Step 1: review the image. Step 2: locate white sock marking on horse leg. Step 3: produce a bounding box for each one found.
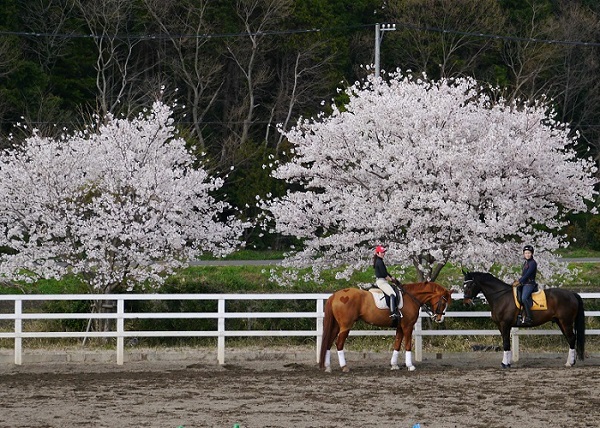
[391,350,399,366]
[405,351,413,367]
[567,348,575,366]
[337,350,346,368]
[502,351,511,365]
[325,350,331,368]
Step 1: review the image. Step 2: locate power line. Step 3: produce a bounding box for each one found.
[0,25,366,41]
[0,22,599,47]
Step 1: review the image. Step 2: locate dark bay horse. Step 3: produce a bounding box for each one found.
[462,270,585,368]
[319,281,452,372]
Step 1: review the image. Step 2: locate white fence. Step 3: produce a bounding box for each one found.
[0,292,600,365]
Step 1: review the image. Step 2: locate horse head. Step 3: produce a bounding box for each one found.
[424,283,452,323]
[462,269,481,306]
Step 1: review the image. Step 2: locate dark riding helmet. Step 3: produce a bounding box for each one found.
[523,245,534,254]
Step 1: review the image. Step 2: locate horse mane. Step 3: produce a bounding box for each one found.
[402,281,448,293]
[472,272,510,288]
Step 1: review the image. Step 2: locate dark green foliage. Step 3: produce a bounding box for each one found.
[587,216,600,251]
[0,0,599,257]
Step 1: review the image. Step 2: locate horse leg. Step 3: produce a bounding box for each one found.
[335,330,351,373]
[321,309,340,373]
[403,328,416,372]
[556,320,577,367]
[500,324,513,369]
[324,325,340,373]
[390,328,404,370]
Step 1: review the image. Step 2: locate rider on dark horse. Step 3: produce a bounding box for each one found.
[373,245,402,320]
[512,245,538,326]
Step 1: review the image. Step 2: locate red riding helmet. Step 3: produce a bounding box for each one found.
[375,245,387,254]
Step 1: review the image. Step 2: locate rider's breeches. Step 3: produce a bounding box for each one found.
[376,279,402,307]
[376,278,394,296]
[521,283,536,308]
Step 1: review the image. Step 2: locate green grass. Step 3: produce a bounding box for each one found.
[556,248,600,258]
[198,249,285,261]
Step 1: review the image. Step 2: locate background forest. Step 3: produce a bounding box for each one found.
[1,0,600,249]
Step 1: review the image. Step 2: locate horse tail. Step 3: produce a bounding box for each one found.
[575,293,586,361]
[319,296,337,369]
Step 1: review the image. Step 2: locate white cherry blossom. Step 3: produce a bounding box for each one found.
[263,72,597,282]
[0,101,247,292]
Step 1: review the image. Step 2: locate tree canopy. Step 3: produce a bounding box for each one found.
[263,72,597,282]
[0,101,247,293]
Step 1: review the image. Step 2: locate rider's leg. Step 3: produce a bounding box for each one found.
[376,279,399,319]
[389,294,398,319]
[521,284,535,325]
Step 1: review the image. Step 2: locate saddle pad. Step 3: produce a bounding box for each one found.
[369,289,388,310]
[512,288,548,311]
[369,288,404,310]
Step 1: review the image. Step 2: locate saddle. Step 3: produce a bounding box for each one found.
[512,287,547,311]
[368,283,404,311]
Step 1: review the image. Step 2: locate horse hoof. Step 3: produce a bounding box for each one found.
[565,361,575,368]
[407,365,416,372]
[390,364,400,371]
[501,363,511,369]
[341,366,350,373]
[324,366,332,373]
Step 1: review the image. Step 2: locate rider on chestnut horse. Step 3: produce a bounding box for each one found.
[373,245,402,320]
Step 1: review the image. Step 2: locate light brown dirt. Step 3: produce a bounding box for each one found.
[0,350,598,428]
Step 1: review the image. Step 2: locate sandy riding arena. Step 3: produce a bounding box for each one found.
[0,348,599,428]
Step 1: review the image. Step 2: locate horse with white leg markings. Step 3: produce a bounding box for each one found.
[462,270,585,368]
[319,281,452,373]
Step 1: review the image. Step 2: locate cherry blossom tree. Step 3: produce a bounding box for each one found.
[262,72,597,283]
[0,101,247,298]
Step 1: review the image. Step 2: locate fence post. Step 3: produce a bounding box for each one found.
[116,299,124,365]
[217,298,225,365]
[512,327,520,361]
[14,300,22,365]
[316,298,324,363]
[414,311,423,362]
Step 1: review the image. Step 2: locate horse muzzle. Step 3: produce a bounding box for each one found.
[430,313,445,323]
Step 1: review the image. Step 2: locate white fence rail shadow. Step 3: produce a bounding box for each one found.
[0,292,599,365]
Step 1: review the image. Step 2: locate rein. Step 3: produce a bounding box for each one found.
[402,286,447,318]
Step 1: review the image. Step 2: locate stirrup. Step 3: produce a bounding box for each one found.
[389,313,399,320]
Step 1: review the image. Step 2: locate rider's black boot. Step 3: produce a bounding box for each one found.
[389,295,399,320]
[522,305,533,326]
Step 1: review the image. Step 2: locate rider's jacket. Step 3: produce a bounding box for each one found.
[519,258,537,285]
[374,257,390,279]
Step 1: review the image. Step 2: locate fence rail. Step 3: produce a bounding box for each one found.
[0,292,599,365]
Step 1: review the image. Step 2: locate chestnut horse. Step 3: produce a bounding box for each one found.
[462,270,585,368]
[319,281,452,372]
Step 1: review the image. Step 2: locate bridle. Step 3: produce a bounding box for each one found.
[463,278,475,300]
[404,288,449,322]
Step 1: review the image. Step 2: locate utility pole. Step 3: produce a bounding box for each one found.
[374,23,396,79]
